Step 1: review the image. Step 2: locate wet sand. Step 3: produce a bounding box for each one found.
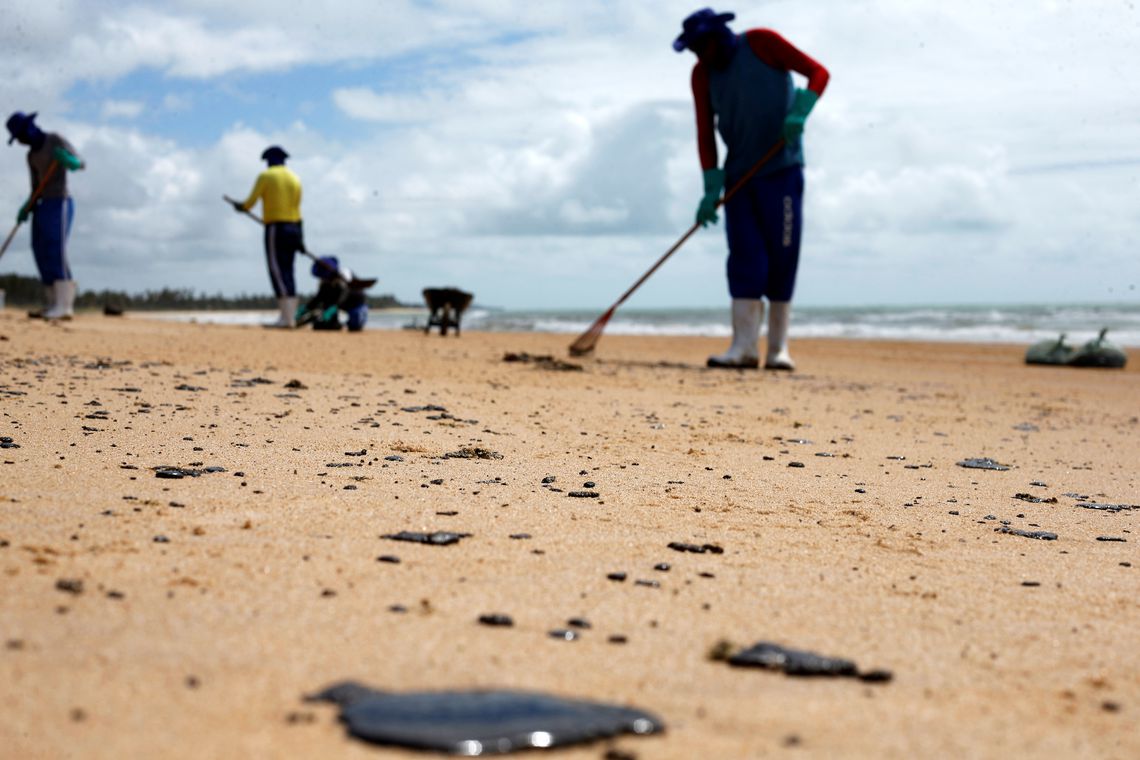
[1,309,1137,759]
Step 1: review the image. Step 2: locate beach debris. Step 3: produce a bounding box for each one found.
[727,641,893,682]
[502,352,583,372]
[174,383,206,392]
[55,578,84,595]
[478,614,514,627]
[568,490,600,498]
[384,455,404,462]
[284,379,307,390]
[444,447,503,460]
[548,629,579,641]
[607,572,627,582]
[1076,502,1138,513]
[667,542,724,555]
[634,580,660,588]
[1096,536,1127,542]
[957,457,1011,471]
[153,465,227,479]
[653,563,670,572]
[1012,423,1039,432]
[382,531,471,546]
[402,404,448,413]
[1013,493,1058,504]
[996,526,1058,541]
[306,681,662,754]
[566,618,592,630]
[788,461,805,468]
[376,555,401,564]
[0,436,19,449]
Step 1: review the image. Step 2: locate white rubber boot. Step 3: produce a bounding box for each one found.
[707,299,762,369]
[765,300,795,371]
[27,285,54,319]
[266,296,299,328]
[43,280,75,321]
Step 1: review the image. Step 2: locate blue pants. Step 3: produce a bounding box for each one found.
[31,197,74,284]
[265,222,303,297]
[724,166,803,301]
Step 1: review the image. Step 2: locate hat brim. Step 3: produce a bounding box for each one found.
[673,12,736,53]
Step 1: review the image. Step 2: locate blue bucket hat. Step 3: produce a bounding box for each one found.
[6,111,38,145]
[312,256,339,278]
[261,145,289,164]
[673,8,735,52]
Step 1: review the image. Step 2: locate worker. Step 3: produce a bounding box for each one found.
[6,111,85,320]
[232,146,303,327]
[675,9,829,369]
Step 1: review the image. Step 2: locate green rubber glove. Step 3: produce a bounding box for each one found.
[51,146,84,171]
[696,168,725,227]
[16,203,30,224]
[783,88,818,143]
[320,305,339,322]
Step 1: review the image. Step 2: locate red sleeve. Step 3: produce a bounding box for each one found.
[691,62,719,170]
[745,28,830,95]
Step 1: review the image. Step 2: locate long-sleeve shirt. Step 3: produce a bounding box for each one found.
[691,29,829,180]
[240,165,302,223]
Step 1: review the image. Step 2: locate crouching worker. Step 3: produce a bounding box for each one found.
[295,256,368,332]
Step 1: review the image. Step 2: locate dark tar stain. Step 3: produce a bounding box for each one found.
[957,458,1011,471]
[996,526,1057,540]
[306,681,662,754]
[478,614,514,627]
[382,531,472,546]
[667,542,724,554]
[728,641,892,682]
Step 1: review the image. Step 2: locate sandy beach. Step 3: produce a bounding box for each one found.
[1,308,1136,759]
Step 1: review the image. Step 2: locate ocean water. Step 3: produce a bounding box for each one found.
[141,303,1140,347]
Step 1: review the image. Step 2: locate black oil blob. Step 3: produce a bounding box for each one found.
[1013,493,1058,504]
[444,448,503,460]
[957,458,1010,471]
[382,531,471,546]
[478,614,514,627]
[996,526,1057,541]
[728,642,891,682]
[667,542,724,555]
[568,491,600,498]
[1077,503,1138,513]
[307,682,663,754]
[153,465,226,479]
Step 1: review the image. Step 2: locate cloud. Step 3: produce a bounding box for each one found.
[101,100,145,120]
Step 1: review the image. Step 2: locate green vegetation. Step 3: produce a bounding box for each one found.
[0,273,406,310]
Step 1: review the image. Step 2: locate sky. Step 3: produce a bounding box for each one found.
[1,0,1138,310]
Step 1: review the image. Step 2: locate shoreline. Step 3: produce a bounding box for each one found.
[1,311,1136,759]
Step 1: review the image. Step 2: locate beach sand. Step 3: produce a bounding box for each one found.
[1,309,1137,759]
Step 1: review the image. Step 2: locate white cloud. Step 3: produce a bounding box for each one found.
[101,99,145,120]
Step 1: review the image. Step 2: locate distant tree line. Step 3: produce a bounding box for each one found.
[0,273,407,311]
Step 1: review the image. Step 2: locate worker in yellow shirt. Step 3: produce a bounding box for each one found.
[232,146,304,327]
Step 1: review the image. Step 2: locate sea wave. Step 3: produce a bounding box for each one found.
[135,303,1140,346]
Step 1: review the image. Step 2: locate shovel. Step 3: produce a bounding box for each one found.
[0,161,59,262]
